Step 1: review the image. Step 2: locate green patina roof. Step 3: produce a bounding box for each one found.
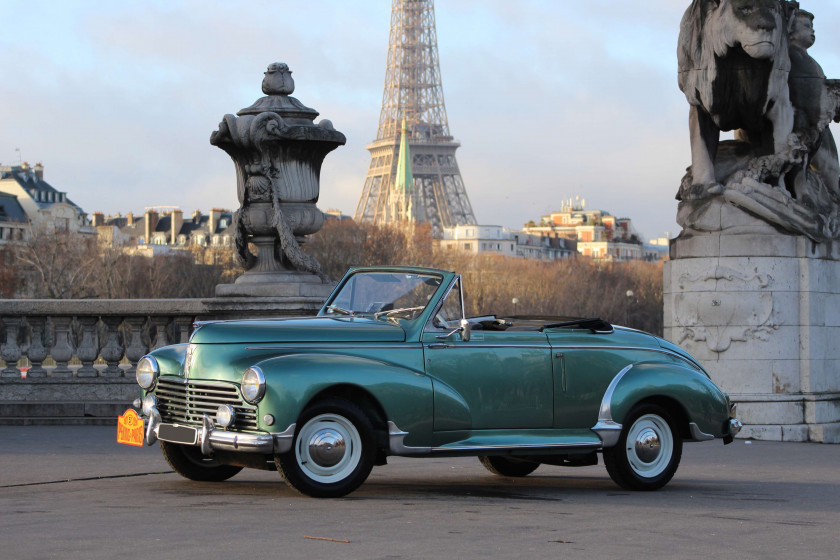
[394,118,414,192]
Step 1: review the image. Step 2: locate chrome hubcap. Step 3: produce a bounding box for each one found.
[634,427,661,463]
[625,413,673,478]
[295,413,362,483]
[308,429,346,468]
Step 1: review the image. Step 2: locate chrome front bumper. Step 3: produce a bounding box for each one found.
[144,408,295,456]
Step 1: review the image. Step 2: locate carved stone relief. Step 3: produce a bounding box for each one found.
[674,267,779,352]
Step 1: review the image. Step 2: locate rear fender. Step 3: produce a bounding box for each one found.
[595,361,730,445]
[253,353,434,447]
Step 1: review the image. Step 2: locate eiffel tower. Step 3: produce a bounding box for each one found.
[354,0,477,235]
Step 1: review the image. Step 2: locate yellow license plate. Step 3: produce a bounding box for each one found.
[117,409,145,446]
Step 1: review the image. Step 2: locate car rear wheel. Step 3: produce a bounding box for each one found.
[159,441,243,482]
[603,403,682,491]
[479,456,540,477]
[275,399,376,498]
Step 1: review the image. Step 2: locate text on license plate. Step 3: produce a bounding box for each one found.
[158,424,198,445]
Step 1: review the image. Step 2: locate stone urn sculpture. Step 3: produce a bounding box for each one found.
[211,63,345,296]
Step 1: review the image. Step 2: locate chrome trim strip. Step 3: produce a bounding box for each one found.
[244,344,698,370]
[246,344,423,351]
[597,364,633,423]
[424,344,553,350]
[272,423,297,454]
[430,442,602,453]
[590,364,633,447]
[551,345,703,372]
[387,421,602,455]
[423,276,461,333]
[591,420,622,448]
[387,421,431,455]
[688,422,715,442]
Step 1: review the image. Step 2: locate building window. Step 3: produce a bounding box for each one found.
[464,243,471,250]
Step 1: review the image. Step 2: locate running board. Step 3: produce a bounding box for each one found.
[388,422,602,456]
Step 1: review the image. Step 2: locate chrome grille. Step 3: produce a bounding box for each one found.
[155,378,259,431]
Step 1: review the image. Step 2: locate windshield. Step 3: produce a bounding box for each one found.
[322,271,443,322]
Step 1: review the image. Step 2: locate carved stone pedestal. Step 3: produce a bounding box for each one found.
[214,279,334,301]
[664,232,840,442]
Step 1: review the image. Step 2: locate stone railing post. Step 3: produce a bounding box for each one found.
[75,316,100,377]
[150,316,170,350]
[123,317,149,373]
[26,316,48,378]
[1,317,22,378]
[50,316,75,377]
[174,316,193,344]
[99,316,125,377]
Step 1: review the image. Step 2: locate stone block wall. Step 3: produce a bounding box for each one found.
[665,233,840,442]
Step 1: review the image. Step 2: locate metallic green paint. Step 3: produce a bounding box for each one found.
[136,266,737,478]
[249,353,434,444]
[606,363,730,437]
[191,317,406,344]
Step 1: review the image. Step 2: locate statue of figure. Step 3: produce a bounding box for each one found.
[676,0,840,242]
[786,9,840,210]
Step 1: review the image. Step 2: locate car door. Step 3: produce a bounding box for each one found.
[421,278,554,431]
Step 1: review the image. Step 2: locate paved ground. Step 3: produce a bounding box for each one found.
[1,426,839,560]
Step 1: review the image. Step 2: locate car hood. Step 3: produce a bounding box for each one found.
[189,316,407,344]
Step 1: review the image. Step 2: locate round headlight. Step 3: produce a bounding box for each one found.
[241,366,266,404]
[136,356,159,389]
[216,405,236,428]
[142,394,158,416]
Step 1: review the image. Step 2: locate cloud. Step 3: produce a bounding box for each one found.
[2,0,839,242]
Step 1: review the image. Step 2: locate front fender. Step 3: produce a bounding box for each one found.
[147,344,188,377]
[597,361,730,443]
[253,353,434,447]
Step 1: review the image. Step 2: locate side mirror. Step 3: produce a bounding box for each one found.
[459,318,471,342]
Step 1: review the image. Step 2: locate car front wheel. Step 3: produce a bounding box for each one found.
[159,441,243,482]
[603,404,682,491]
[275,399,376,498]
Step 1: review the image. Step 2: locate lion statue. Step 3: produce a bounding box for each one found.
[677,0,795,200]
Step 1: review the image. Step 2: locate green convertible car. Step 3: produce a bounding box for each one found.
[131,266,741,497]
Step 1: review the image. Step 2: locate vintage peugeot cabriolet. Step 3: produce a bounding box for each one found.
[127,266,741,497]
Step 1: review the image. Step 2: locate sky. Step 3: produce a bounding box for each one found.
[3,0,840,242]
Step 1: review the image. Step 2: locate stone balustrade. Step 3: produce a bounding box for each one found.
[0,295,326,424]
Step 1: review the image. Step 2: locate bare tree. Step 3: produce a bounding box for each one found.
[15,226,100,299]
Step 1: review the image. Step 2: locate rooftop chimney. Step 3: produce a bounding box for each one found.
[34,162,44,181]
[171,209,183,244]
[209,208,222,234]
[144,210,159,244]
[93,212,105,227]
